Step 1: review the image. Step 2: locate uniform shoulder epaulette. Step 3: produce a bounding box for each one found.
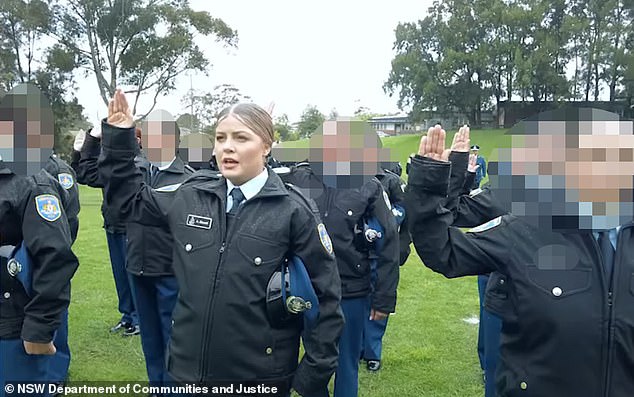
[272,166,291,175]
[184,164,196,173]
[156,169,220,192]
[284,182,320,214]
[469,187,483,197]
[467,216,502,233]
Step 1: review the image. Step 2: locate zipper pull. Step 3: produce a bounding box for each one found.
[219,242,226,254]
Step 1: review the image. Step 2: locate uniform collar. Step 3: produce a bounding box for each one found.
[158,156,186,174]
[226,168,268,201]
[193,167,289,200]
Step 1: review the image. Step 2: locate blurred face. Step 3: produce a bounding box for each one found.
[308,120,390,189]
[0,83,54,176]
[215,114,270,185]
[492,117,634,230]
[142,119,178,166]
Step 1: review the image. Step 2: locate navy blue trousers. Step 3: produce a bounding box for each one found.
[477,275,502,397]
[361,259,388,362]
[48,308,70,383]
[334,296,367,397]
[106,231,138,326]
[1,339,52,397]
[132,275,178,387]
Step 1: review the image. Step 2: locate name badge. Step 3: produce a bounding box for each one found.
[186,214,212,230]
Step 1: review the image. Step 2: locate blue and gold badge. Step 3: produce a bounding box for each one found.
[35,194,61,222]
[317,223,334,255]
[58,173,74,190]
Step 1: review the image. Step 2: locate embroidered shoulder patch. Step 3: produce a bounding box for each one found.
[35,194,61,222]
[57,173,74,190]
[317,223,334,255]
[467,216,502,233]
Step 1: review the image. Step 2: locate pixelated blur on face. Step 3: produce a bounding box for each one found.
[141,110,179,166]
[565,123,634,202]
[490,109,634,230]
[308,120,391,189]
[215,114,269,186]
[0,83,54,176]
[180,133,214,165]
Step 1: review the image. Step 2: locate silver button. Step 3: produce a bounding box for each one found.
[254,257,262,266]
[347,210,353,216]
[520,381,528,390]
[552,287,562,297]
[265,347,273,355]
[3,292,10,299]
[499,279,505,285]
[185,243,192,252]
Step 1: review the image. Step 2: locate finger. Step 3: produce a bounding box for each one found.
[108,99,114,117]
[418,135,427,156]
[115,89,124,114]
[429,126,439,155]
[438,127,446,154]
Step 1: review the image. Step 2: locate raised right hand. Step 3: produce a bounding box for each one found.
[73,129,86,151]
[418,125,450,162]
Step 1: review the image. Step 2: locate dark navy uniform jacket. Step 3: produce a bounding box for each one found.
[406,154,634,397]
[45,154,80,243]
[376,168,411,266]
[97,122,344,396]
[75,133,127,233]
[279,165,399,313]
[0,163,79,342]
[75,133,193,276]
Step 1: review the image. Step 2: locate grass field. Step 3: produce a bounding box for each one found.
[67,129,509,396]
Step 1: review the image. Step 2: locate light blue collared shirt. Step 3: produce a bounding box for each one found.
[226,168,268,213]
[592,226,621,250]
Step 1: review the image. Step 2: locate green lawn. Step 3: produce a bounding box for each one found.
[68,129,509,395]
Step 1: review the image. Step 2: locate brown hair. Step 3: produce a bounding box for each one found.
[217,103,274,149]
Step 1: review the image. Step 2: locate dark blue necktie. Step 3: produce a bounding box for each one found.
[597,231,614,278]
[228,188,245,215]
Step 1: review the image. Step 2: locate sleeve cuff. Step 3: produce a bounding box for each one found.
[101,119,137,151]
[408,156,451,195]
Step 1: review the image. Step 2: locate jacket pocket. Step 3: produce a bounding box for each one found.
[236,233,287,269]
[526,267,592,298]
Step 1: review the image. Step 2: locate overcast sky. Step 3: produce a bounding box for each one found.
[75,0,434,124]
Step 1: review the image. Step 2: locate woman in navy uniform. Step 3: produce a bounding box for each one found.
[98,90,343,397]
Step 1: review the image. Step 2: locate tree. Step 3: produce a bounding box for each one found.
[297,105,325,138]
[328,108,339,120]
[54,0,238,118]
[0,0,88,160]
[273,114,292,141]
[181,83,251,135]
[176,112,201,133]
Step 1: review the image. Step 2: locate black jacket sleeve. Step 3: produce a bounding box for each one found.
[76,133,104,187]
[20,172,79,343]
[366,180,399,313]
[289,194,344,396]
[405,156,505,278]
[97,121,170,227]
[453,187,508,228]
